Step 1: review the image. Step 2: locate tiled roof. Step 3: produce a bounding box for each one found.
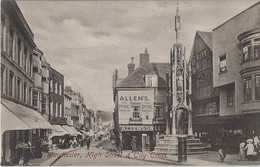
[117,63,170,88]
[197,31,213,50]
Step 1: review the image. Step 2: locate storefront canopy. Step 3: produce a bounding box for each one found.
[1,103,31,135]
[1,99,54,130]
[48,125,70,140]
[62,125,81,136]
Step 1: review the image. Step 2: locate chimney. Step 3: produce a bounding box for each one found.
[127,57,135,76]
[139,48,149,66]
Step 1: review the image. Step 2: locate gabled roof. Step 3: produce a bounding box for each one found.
[117,63,170,88]
[197,31,213,50]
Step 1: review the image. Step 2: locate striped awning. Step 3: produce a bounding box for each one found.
[1,98,54,130]
[1,103,31,134]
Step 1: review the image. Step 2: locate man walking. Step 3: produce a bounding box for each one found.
[85,135,92,150]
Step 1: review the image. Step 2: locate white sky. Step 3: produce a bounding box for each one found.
[16,0,259,111]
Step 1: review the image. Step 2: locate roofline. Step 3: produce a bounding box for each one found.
[50,66,64,77]
[213,1,260,31]
[116,62,170,88]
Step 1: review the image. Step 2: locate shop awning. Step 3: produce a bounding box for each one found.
[62,125,82,136]
[1,103,31,135]
[48,125,70,140]
[53,125,69,134]
[1,98,54,130]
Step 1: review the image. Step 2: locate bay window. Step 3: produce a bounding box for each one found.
[255,75,260,100]
[242,41,251,62]
[243,77,252,102]
[254,38,260,59]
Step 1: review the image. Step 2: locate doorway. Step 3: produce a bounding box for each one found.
[142,133,150,151]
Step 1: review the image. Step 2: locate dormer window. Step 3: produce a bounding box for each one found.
[145,75,158,87]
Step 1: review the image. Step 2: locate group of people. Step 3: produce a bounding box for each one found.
[239,135,260,161]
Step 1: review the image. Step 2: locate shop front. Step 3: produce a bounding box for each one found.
[1,99,53,164]
[193,115,245,152]
[121,125,154,151]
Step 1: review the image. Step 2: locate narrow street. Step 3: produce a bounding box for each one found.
[52,144,167,166]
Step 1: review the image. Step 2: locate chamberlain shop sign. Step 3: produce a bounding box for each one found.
[118,91,154,124]
[120,125,165,131]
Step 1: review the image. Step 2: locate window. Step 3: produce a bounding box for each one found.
[24,47,27,71]
[255,75,260,100]
[202,58,207,70]
[9,71,14,97]
[9,27,14,57]
[29,87,32,105]
[23,83,27,103]
[33,91,38,107]
[18,38,22,66]
[207,58,212,68]
[254,38,260,59]
[1,16,6,52]
[59,103,62,117]
[145,75,158,87]
[242,41,251,62]
[50,80,53,92]
[17,78,21,100]
[50,101,53,116]
[59,84,62,95]
[55,102,58,117]
[155,105,163,118]
[132,106,140,118]
[243,77,252,102]
[219,54,227,72]
[196,61,202,72]
[227,86,235,107]
[54,82,57,94]
[1,65,6,94]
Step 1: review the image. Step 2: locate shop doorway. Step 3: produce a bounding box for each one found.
[142,134,150,151]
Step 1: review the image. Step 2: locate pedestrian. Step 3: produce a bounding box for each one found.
[131,136,137,152]
[85,135,92,150]
[218,148,226,162]
[245,139,254,161]
[239,142,246,161]
[23,142,33,166]
[119,138,125,154]
[253,135,260,158]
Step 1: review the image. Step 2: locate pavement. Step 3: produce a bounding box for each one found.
[28,147,81,166]
[30,140,260,166]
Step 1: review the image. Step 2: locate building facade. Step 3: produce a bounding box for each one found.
[64,90,73,125]
[1,0,53,164]
[113,49,170,151]
[189,31,221,145]
[212,2,260,139]
[49,67,66,125]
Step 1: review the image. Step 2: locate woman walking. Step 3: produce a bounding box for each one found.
[245,139,254,161]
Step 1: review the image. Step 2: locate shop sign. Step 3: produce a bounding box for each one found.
[118,91,154,112]
[154,126,165,131]
[121,125,153,131]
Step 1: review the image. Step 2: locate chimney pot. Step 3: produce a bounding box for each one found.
[139,48,149,66]
[127,57,135,76]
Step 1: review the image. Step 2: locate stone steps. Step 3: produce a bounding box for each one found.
[154,135,206,155]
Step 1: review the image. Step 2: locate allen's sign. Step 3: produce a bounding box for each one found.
[118,91,154,124]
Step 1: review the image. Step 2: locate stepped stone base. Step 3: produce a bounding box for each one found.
[154,134,207,155]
